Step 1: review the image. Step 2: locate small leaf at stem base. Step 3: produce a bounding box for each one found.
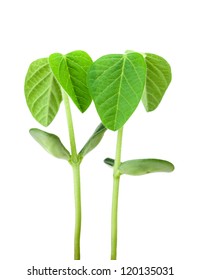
[104,158,115,167]
[29,128,71,161]
[79,123,106,158]
[104,158,174,176]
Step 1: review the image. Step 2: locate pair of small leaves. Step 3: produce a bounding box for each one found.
[49,51,93,113]
[29,123,106,163]
[88,51,171,131]
[25,51,93,127]
[104,158,174,176]
[88,52,146,131]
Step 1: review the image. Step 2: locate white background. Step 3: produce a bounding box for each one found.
[0,0,200,279]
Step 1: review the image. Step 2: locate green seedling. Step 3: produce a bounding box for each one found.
[25,51,106,260]
[88,50,174,260]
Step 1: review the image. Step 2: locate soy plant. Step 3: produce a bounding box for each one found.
[88,50,174,260]
[24,51,106,260]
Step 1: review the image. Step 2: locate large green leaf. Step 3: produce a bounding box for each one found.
[142,53,172,112]
[49,51,93,112]
[29,128,71,161]
[25,58,62,127]
[104,158,174,175]
[79,123,106,158]
[87,52,146,131]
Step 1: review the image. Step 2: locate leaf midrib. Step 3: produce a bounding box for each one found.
[114,56,127,130]
[45,74,54,125]
[63,55,81,111]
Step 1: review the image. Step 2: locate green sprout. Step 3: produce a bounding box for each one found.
[87,50,174,260]
[24,51,106,260]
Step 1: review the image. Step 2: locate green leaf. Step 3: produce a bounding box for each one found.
[104,158,174,175]
[104,158,115,167]
[25,58,62,127]
[79,123,106,158]
[87,52,146,131]
[29,128,71,161]
[142,53,172,112]
[49,51,93,112]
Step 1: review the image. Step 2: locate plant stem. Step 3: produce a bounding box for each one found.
[62,91,81,260]
[72,163,81,260]
[111,127,123,260]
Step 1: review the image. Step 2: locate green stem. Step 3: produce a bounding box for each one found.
[111,127,123,260]
[62,91,81,260]
[72,163,81,260]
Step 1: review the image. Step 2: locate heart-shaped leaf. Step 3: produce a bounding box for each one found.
[79,123,106,158]
[87,52,146,131]
[142,53,172,112]
[29,128,71,161]
[25,58,62,127]
[49,50,93,113]
[104,158,174,175]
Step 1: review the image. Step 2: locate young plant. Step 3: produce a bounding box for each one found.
[87,50,174,260]
[24,51,106,260]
